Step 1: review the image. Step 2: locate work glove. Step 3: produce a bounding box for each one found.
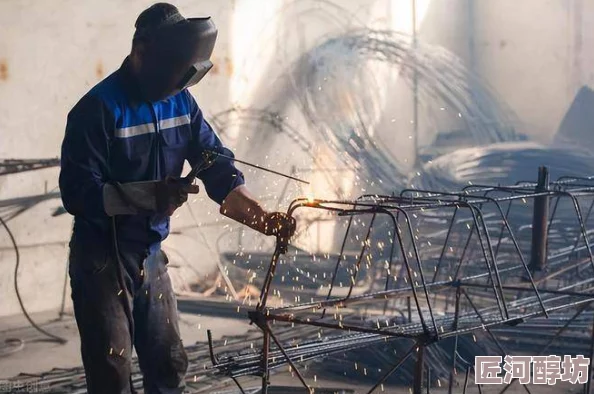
[155,176,200,216]
[262,212,296,240]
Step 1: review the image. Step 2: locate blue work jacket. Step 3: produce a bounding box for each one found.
[59,58,244,256]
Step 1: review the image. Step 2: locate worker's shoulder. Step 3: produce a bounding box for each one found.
[87,68,127,108]
[180,88,202,109]
[66,93,107,121]
[67,69,126,120]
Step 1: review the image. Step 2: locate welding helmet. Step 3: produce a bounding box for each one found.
[156,17,218,90]
[133,4,217,96]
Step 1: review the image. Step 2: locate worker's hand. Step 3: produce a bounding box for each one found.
[262,212,296,239]
[156,176,200,216]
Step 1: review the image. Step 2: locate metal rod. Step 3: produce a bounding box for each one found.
[346,213,376,299]
[586,310,594,394]
[412,0,419,167]
[261,330,270,394]
[401,208,440,337]
[408,296,412,323]
[467,205,508,319]
[365,342,418,394]
[321,200,357,319]
[212,151,310,184]
[529,166,549,272]
[433,205,459,283]
[267,325,312,393]
[257,240,285,310]
[207,330,218,366]
[462,367,470,394]
[448,287,462,394]
[231,377,247,394]
[414,345,425,394]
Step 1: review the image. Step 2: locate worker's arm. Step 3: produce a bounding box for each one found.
[220,185,296,237]
[219,185,268,232]
[187,93,245,205]
[186,93,295,237]
[59,95,111,218]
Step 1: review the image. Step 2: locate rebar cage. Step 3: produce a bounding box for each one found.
[212,171,594,394]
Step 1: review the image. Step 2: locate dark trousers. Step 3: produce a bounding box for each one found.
[68,240,189,394]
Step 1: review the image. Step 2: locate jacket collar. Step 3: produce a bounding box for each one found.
[118,57,145,106]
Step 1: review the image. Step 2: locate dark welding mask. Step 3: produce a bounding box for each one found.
[134,10,217,93]
[170,17,217,90]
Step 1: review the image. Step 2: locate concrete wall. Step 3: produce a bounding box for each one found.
[1,0,593,318]
[471,0,594,142]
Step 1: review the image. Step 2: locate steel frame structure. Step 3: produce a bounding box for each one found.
[210,172,594,394]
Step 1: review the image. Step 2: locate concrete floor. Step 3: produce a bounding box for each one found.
[0,301,588,394]
[0,297,251,380]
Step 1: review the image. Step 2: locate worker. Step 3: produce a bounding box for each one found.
[58,3,296,394]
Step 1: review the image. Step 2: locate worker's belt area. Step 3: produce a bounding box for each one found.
[103,181,158,216]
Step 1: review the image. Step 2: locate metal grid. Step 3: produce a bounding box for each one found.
[210,171,594,394]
